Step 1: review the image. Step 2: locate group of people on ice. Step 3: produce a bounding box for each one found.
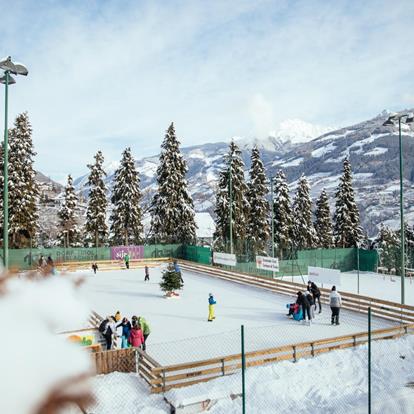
[99,312,151,351]
[287,281,342,325]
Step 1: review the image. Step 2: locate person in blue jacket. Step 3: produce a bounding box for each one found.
[208,293,216,322]
[117,317,132,348]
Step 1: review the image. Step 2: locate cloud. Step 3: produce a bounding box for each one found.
[1,0,414,179]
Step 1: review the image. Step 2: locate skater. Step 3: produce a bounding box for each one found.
[46,256,55,275]
[117,317,132,349]
[310,281,322,313]
[137,316,151,351]
[174,260,184,283]
[99,316,116,350]
[330,286,342,325]
[296,291,311,324]
[144,265,150,281]
[208,293,216,322]
[128,321,145,349]
[124,253,130,269]
[306,290,315,320]
[38,254,46,268]
[91,262,98,274]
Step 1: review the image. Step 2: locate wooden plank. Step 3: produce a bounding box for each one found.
[151,375,223,394]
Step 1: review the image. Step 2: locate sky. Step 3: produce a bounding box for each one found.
[1,0,414,182]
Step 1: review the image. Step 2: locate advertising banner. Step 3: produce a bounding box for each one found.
[256,255,279,272]
[111,245,144,260]
[308,266,341,286]
[213,252,237,266]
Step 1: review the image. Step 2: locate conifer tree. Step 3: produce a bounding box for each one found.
[246,146,270,255]
[292,174,318,250]
[159,263,184,295]
[110,147,143,245]
[333,158,363,247]
[314,189,333,248]
[0,112,38,247]
[213,141,249,253]
[84,151,108,247]
[272,170,293,257]
[57,175,82,247]
[376,224,399,273]
[150,123,196,244]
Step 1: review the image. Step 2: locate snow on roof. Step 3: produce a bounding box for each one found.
[195,212,215,238]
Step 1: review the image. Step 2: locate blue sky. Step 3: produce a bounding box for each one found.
[1,0,414,182]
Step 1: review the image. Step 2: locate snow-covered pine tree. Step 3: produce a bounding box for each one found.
[213,141,249,253]
[150,123,196,244]
[292,174,318,250]
[109,147,143,245]
[0,112,38,248]
[57,175,82,247]
[375,224,399,273]
[246,146,270,255]
[84,151,108,247]
[333,158,364,247]
[272,170,293,258]
[314,189,333,248]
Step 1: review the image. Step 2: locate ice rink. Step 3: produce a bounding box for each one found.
[76,266,396,365]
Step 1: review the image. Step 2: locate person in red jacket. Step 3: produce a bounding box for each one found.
[128,321,145,349]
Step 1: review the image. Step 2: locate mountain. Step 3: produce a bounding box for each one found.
[72,112,414,238]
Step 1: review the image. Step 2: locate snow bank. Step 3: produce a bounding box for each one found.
[0,274,92,414]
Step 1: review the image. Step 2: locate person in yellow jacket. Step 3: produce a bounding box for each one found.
[114,311,122,322]
[208,293,216,322]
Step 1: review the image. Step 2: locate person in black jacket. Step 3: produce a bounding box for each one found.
[310,281,322,313]
[297,291,311,323]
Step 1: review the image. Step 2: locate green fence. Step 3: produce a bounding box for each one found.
[143,244,183,259]
[8,247,111,270]
[181,245,211,265]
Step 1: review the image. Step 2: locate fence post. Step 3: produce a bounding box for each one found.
[241,325,246,414]
[368,306,371,414]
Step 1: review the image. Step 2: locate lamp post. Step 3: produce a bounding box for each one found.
[229,147,233,255]
[383,112,414,305]
[0,57,28,269]
[356,241,360,295]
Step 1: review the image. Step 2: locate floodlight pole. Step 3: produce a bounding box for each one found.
[229,149,233,255]
[270,178,275,277]
[2,71,9,269]
[398,117,405,305]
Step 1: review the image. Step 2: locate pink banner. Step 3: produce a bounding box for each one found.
[110,246,144,260]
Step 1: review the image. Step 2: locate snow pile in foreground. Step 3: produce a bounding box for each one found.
[87,335,414,413]
[0,274,92,414]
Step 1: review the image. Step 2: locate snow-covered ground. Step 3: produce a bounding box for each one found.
[84,335,414,414]
[74,267,396,365]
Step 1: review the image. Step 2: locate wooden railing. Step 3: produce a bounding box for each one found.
[179,261,414,324]
[56,257,170,271]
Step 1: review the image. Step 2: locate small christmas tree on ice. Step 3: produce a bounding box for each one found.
[159,264,184,298]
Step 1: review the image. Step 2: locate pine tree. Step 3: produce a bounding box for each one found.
[150,123,196,244]
[84,151,108,247]
[213,141,249,253]
[272,170,293,257]
[333,158,364,247]
[292,174,318,250]
[159,263,184,294]
[376,224,399,273]
[246,146,270,255]
[57,175,82,247]
[0,112,38,248]
[110,148,143,245]
[314,189,333,248]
